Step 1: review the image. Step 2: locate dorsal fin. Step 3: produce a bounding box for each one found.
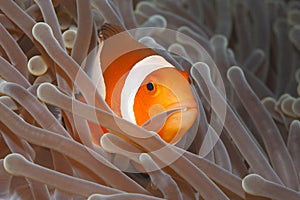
[99,23,158,75]
[100,23,126,40]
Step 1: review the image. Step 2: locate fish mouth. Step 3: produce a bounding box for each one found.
[165,101,198,113]
[158,102,198,143]
[141,100,198,143]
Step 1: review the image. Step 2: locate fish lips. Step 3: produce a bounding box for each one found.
[142,101,198,143]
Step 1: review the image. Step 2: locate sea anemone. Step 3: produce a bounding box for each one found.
[0,0,300,199]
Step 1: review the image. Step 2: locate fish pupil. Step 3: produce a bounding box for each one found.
[146,82,154,91]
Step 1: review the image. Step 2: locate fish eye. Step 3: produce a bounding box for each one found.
[146,82,155,91]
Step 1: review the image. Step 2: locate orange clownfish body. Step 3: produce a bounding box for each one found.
[85,23,198,144]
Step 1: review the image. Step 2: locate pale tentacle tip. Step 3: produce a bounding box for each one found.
[242,174,265,195]
[100,134,110,149]
[62,29,77,49]
[27,55,48,76]
[210,34,228,47]
[139,153,151,163]
[37,82,57,102]
[145,14,167,29]
[281,97,297,117]
[100,133,118,154]
[191,62,211,77]
[32,22,53,38]
[290,119,300,128]
[177,26,192,33]
[227,66,243,80]
[139,153,162,173]
[261,96,276,104]
[0,96,19,110]
[3,153,27,176]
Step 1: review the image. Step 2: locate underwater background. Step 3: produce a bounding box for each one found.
[0,0,300,199]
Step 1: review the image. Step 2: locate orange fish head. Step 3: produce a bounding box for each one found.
[133,68,198,143]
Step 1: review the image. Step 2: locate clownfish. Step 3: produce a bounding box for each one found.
[83,23,198,144]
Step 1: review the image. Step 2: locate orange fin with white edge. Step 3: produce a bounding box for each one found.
[99,23,154,72]
[100,23,126,40]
